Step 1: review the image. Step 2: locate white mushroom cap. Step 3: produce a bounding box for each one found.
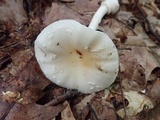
[34,20,119,93]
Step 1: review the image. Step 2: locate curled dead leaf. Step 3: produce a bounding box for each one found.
[117,91,154,118]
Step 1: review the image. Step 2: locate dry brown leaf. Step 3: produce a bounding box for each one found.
[119,45,160,92]
[4,102,67,120]
[61,101,76,120]
[73,93,95,119]
[133,19,160,63]
[44,2,88,26]
[65,0,100,15]
[116,11,134,23]
[147,16,160,35]
[117,91,154,118]
[147,79,160,103]
[0,0,160,120]
[8,58,50,104]
[44,0,99,26]
[0,0,28,24]
[100,18,135,41]
[1,48,33,81]
[0,99,13,120]
[0,57,51,119]
[140,0,160,15]
[146,67,160,103]
[90,99,117,120]
[58,0,75,3]
[126,101,160,120]
[131,46,159,80]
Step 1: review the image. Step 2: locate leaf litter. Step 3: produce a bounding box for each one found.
[0,0,160,120]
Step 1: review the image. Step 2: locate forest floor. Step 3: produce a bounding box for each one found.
[0,0,160,120]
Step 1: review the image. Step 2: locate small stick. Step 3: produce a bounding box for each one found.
[0,54,12,70]
[87,102,98,120]
[45,90,79,106]
[119,74,127,118]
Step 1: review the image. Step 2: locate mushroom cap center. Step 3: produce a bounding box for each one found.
[34,20,119,93]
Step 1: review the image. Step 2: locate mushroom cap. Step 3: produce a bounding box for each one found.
[34,20,119,93]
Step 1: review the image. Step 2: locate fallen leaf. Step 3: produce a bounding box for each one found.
[147,16,160,35]
[90,99,117,120]
[117,90,154,118]
[58,0,75,3]
[0,99,14,120]
[44,2,87,26]
[4,102,67,120]
[44,0,99,26]
[0,0,28,24]
[119,50,146,91]
[65,0,100,15]
[0,0,160,120]
[73,93,95,119]
[61,101,76,120]
[127,101,160,120]
[140,0,160,15]
[140,102,160,120]
[146,67,160,103]
[0,57,51,119]
[0,48,34,81]
[100,18,135,41]
[119,43,160,92]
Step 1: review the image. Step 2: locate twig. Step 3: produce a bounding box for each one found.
[87,102,99,120]
[2,103,15,120]
[45,89,79,106]
[0,54,12,70]
[0,41,22,49]
[119,73,127,118]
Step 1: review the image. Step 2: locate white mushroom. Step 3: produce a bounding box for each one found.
[34,0,119,93]
[35,20,118,93]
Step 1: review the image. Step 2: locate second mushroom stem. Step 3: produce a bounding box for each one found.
[88,0,120,30]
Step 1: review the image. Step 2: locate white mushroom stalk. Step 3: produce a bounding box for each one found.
[34,0,120,93]
[89,0,120,30]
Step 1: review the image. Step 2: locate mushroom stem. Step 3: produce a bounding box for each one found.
[88,0,120,30]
